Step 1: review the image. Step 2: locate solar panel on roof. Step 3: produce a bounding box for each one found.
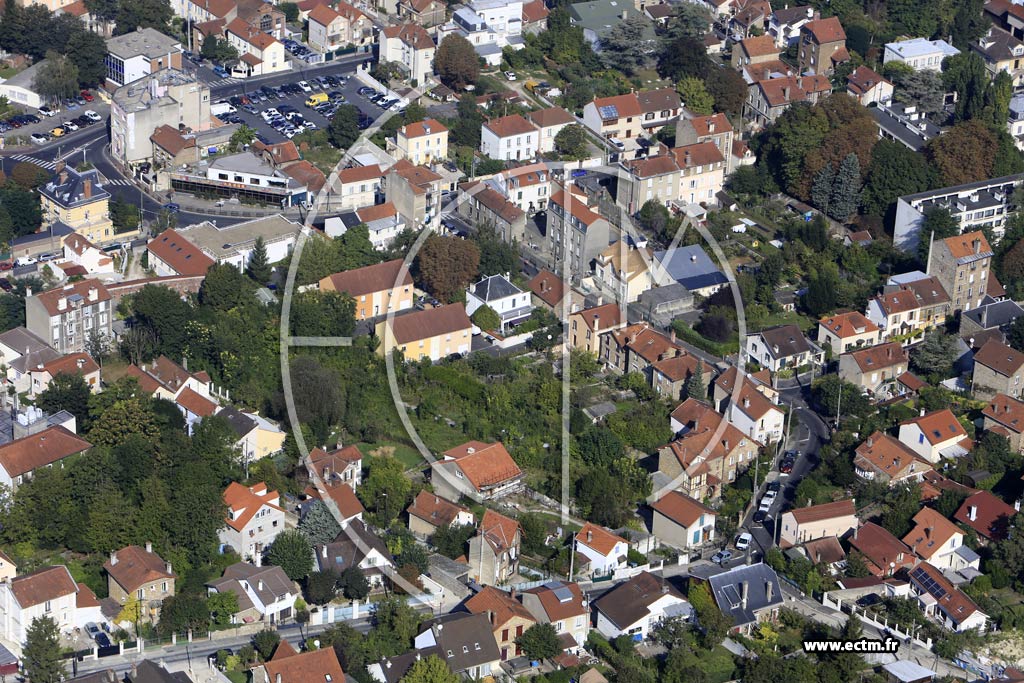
[553,586,573,603]
[598,105,619,120]
[911,566,947,599]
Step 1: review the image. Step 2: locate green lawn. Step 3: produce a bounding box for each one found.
[356,441,424,470]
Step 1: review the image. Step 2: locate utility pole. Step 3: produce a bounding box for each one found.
[835,380,842,431]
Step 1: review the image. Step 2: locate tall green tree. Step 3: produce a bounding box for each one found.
[358,455,411,525]
[677,77,714,116]
[417,234,481,302]
[400,655,459,683]
[944,52,991,123]
[516,623,560,660]
[433,34,479,89]
[684,360,705,400]
[828,153,861,221]
[554,124,589,160]
[66,29,108,87]
[951,0,989,49]
[599,16,653,74]
[328,105,361,150]
[246,236,272,283]
[298,500,342,545]
[37,372,91,428]
[336,223,381,270]
[114,0,172,34]
[810,163,834,214]
[33,51,79,105]
[860,140,934,218]
[266,529,315,580]
[200,263,254,311]
[911,330,958,377]
[23,616,65,683]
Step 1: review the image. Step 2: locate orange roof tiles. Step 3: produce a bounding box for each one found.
[0,426,91,479]
[803,16,846,43]
[688,113,733,136]
[846,66,888,96]
[148,229,215,276]
[955,490,1016,540]
[407,490,471,527]
[176,386,218,417]
[974,338,1024,377]
[10,566,76,608]
[522,0,549,23]
[320,259,412,297]
[942,230,993,261]
[104,545,174,592]
[855,432,933,481]
[788,499,855,524]
[527,107,573,128]
[983,393,1024,433]
[739,34,778,58]
[484,114,538,138]
[381,23,434,50]
[35,279,111,317]
[40,352,99,378]
[672,141,725,169]
[439,441,523,491]
[573,303,624,332]
[903,409,969,446]
[401,118,448,138]
[819,311,879,339]
[262,646,345,683]
[527,270,565,308]
[223,482,282,532]
[386,303,472,345]
[903,507,961,560]
[338,164,384,184]
[465,585,535,628]
[848,522,914,576]
[478,508,520,553]
[576,522,626,557]
[651,490,714,527]
[591,93,642,119]
[846,342,907,372]
[356,201,398,223]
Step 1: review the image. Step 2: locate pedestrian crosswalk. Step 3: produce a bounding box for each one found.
[10,154,55,170]
[103,178,133,187]
[210,77,242,88]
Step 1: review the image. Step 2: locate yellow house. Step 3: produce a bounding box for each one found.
[392,118,449,166]
[39,167,131,245]
[375,303,473,362]
[319,259,415,320]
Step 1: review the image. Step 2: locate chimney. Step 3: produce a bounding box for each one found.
[670,328,676,342]
[76,358,84,369]
[276,674,282,683]
[145,541,152,553]
[594,314,600,333]
[887,346,892,359]
[783,85,791,100]
[740,581,748,607]
[587,530,593,543]
[765,580,773,602]
[708,121,715,134]
[684,150,691,166]
[866,436,874,448]
[83,179,92,199]
[743,397,750,408]
[57,297,67,311]
[110,551,118,566]
[854,526,859,541]
[968,505,978,521]
[925,526,932,540]
[974,238,981,254]
[88,287,98,302]
[920,408,926,417]
[321,544,328,558]
[258,579,264,591]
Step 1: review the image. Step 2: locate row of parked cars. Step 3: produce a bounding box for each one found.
[261,104,317,139]
[356,86,402,112]
[30,110,102,144]
[282,37,318,63]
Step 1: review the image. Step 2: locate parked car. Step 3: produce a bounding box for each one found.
[30,133,48,144]
[80,90,94,102]
[38,106,56,117]
[85,623,101,638]
[856,593,882,608]
[163,202,180,213]
[711,550,732,565]
[735,533,752,551]
[753,509,768,524]
[504,71,516,80]
[766,480,781,493]
[95,633,111,648]
[83,110,102,122]
[298,80,312,93]
[0,279,12,292]
[213,65,230,78]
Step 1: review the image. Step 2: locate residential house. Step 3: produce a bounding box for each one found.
[0,426,92,490]
[224,19,287,76]
[485,163,551,215]
[883,38,960,71]
[306,2,372,53]
[745,75,832,129]
[568,303,626,355]
[390,118,448,166]
[375,303,474,363]
[670,142,728,207]
[219,482,285,563]
[409,613,501,680]
[62,234,115,276]
[618,155,680,215]
[707,562,784,634]
[650,491,716,550]
[218,408,286,463]
[854,432,934,485]
[711,366,778,412]
[39,167,116,246]
[206,563,298,625]
[146,228,216,277]
[380,23,436,85]
[520,581,588,655]
[465,274,532,333]
[575,523,628,577]
[526,107,575,154]
[675,113,735,173]
[661,398,760,499]
[650,353,712,402]
[898,409,972,462]
[593,571,690,639]
[480,114,539,161]
[865,284,939,343]
[27,352,101,398]
[547,185,615,275]
[838,342,910,397]
[527,269,568,312]
[778,500,858,549]
[744,324,825,372]
[464,586,536,661]
[522,0,549,32]
[125,355,212,403]
[960,297,1024,337]
[983,393,1024,452]
[320,259,414,320]
[0,551,16,584]
[407,491,475,538]
[467,509,521,584]
[724,382,785,446]
[431,440,525,502]
[104,544,175,624]
[26,280,112,355]
[974,26,1024,87]
[252,645,345,683]
[817,311,882,355]
[927,231,993,313]
[581,88,682,142]
[903,508,976,572]
[315,521,393,588]
[385,159,443,230]
[731,34,780,71]
[768,5,817,47]
[602,322,686,376]
[955,490,1016,541]
[908,563,988,632]
[305,445,364,527]
[0,565,78,645]
[847,522,916,577]
[798,537,847,574]
[798,16,848,75]
[457,181,527,244]
[592,241,654,303]
[334,165,384,212]
[730,0,771,38]
[847,65,893,105]
[972,338,1024,400]
[105,28,183,89]
[887,273,952,330]
[397,0,446,26]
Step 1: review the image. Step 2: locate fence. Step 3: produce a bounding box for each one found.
[821,591,933,650]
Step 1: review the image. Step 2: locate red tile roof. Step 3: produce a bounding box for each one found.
[591,93,642,119]
[846,66,889,96]
[651,490,714,527]
[671,141,725,169]
[688,113,733,137]
[401,118,448,138]
[527,107,573,128]
[262,646,345,683]
[39,352,99,378]
[465,585,535,628]
[478,508,520,553]
[34,279,111,317]
[527,270,565,308]
[942,230,992,261]
[955,490,1016,540]
[386,303,472,345]
[438,441,523,491]
[739,34,778,58]
[10,566,76,608]
[320,259,412,297]
[356,201,398,223]
[148,229,215,276]
[819,311,879,339]
[381,23,434,50]
[854,432,932,482]
[848,522,914,576]
[406,490,471,528]
[223,482,282,532]
[846,342,907,372]
[573,303,624,332]
[974,338,1024,377]
[756,75,831,107]
[788,499,855,524]
[104,545,174,592]
[902,409,969,446]
[338,164,384,184]
[903,508,961,560]
[176,386,218,417]
[983,393,1024,434]
[522,581,586,621]
[0,426,91,479]
[576,522,626,557]
[485,114,538,138]
[522,0,549,23]
[803,16,846,43]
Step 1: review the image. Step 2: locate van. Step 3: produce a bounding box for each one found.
[305,92,328,107]
[211,101,237,117]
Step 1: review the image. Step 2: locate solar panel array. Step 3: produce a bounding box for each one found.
[911,566,947,599]
[598,105,619,120]
[553,585,574,603]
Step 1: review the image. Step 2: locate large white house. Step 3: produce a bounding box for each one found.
[883,38,959,72]
[593,571,690,639]
[481,114,540,161]
[574,523,628,577]
[219,482,286,564]
[465,274,532,333]
[0,566,79,647]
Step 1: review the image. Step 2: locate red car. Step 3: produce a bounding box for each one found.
[0,262,12,271]
[80,90,94,102]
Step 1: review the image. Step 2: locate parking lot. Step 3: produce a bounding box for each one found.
[1,89,107,148]
[213,69,397,146]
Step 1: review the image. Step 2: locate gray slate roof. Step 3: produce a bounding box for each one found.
[217,406,258,439]
[417,612,501,674]
[470,274,522,302]
[707,562,784,628]
[653,246,728,291]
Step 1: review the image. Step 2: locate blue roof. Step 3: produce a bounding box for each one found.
[653,245,728,290]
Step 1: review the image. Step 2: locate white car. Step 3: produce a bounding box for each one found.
[735,532,752,552]
[83,110,101,122]
[30,133,48,144]
[504,71,516,81]
[38,106,56,117]
[608,137,625,151]
[298,80,312,93]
